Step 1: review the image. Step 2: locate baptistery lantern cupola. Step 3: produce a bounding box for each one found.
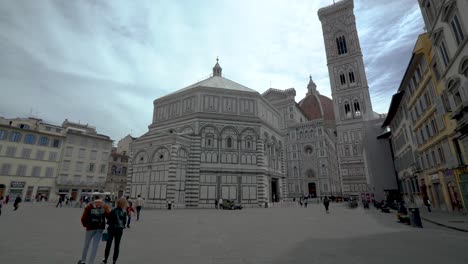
[212,56,222,77]
[307,74,317,95]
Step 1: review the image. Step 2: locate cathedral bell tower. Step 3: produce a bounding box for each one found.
[318,0,374,195]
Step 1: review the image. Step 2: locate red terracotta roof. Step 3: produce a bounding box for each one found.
[299,93,335,121]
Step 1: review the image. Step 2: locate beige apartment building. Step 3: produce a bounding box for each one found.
[55,120,113,201]
[0,117,65,201]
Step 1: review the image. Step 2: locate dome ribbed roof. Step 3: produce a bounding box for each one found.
[299,93,335,121]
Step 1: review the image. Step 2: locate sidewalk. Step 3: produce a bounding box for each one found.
[419,210,468,232]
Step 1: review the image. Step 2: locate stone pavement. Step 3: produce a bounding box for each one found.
[420,209,468,232]
[0,202,468,264]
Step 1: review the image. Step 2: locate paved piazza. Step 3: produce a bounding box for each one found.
[1,202,467,264]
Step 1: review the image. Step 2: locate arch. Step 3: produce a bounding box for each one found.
[240,127,259,138]
[226,137,233,148]
[199,124,219,135]
[178,147,188,159]
[132,150,149,164]
[151,147,171,162]
[178,125,194,135]
[459,57,468,77]
[219,125,240,137]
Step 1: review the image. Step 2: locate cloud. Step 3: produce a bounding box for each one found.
[0,0,425,140]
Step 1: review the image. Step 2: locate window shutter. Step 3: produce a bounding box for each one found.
[442,140,456,168]
[435,148,441,164]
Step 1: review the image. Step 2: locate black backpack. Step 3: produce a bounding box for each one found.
[88,203,105,227]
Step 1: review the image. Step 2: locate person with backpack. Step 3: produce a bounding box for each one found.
[78,195,110,264]
[102,198,128,264]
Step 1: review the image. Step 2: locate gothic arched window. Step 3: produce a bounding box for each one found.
[227,137,232,148]
[336,36,348,55]
[344,103,351,117]
[340,73,346,85]
[349,71,355,83]
[354,101,361,116]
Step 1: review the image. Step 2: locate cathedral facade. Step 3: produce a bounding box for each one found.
[127,0,395,207]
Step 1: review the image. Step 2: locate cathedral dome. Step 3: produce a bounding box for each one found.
[298,76,335,121]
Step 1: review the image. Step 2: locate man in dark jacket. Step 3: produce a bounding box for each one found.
[13,196,22,211]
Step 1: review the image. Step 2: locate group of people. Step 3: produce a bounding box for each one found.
[295,196,331,213]
[77,194,144,264]
[0,195,23,215]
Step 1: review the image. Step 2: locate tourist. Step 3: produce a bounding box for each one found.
[78,194,110,264]
[0,196,4,216]
[304,197,308,208]
[56,196,63,208]
[218,198,223,209]
[299,198,303,207]
[167,200,172,210]
[426,198,432,213]
[102,198,128,264]
[135,195,144,221]
[214,199,218,209]
[323,196,330,213]
[66,196,70,206]
[126,202,135,228]
[5,195,10,204]
[13,195,22,211]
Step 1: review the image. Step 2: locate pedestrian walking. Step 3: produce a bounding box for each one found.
[218,198,223,209]
[56,196,63,208]
[214,199,218,209]
[166,200,172,210]
[0,196,4,216]
[426,198,432,212]
[78,195,110,264]
[66,196,70,206]
[5,195,10,204]
[323,196,330,213]
[126,202,135,228]
[102,198,127,264]
[299,198,303,207]
[13,195,22,211]
[304,197,308,208]
[135,195,144,221]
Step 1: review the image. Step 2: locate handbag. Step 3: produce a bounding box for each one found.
[101,231,109,242]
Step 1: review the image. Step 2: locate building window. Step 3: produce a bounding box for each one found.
[76,162,83,172]
[0,130,6,140]
[36,150,45,160]
[226,137,232,148]
[439,40,450,67]
[450,14,465,46]
[16,165,27,176]
[65,147,73,157]
[340,73,346,85]
[45,167,54,177]
[32,166,41,177]
[349,71,355,83]
[354,101,361,116]
[62,161,70,171]
[336,35,348,55]
[424,1,434,25]
[52,139,60,148]
[48,151,58,161]
[90,150,97,160]
[10,132,21,142]
[100,164,106,174]
[79,149,85,158]
[111,165,117,175]
[1,163,12,175]
[6,146,16,157]
[24,134,36,144]
[21,148,32,159]
[344,103,351,117]
[39,136,49,146]
[89,163,95,172]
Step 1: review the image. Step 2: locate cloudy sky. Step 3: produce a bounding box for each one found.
[0,0,424,141]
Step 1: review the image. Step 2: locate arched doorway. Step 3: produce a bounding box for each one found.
[308,182,317,198]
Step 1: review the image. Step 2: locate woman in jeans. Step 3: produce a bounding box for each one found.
[102,198,127,264]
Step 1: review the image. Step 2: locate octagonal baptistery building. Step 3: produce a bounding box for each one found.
[128,60,286,208]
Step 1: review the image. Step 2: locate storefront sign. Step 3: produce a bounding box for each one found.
[430,174,439,181]
[10,181,25,188]
[37,187,51,191]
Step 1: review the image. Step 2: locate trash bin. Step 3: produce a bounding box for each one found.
[409,207,423,228]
